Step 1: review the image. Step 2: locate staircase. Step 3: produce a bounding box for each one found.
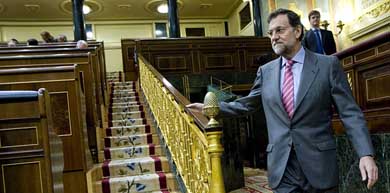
[89,73,179,193]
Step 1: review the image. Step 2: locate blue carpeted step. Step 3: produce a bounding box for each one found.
[99,79,179,193]
[104,144,164,160]
[101,156,170,178]
[108,110,144,122]
[109,105,144,114]
[97,172,177,193]
[109,118,147,127]
[106,125,154,137]
[110,96,140,104]
[104,133,159,148]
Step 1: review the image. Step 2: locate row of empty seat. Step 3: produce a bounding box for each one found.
[0,41,109,193]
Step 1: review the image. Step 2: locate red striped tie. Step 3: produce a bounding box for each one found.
[282,60,295,119]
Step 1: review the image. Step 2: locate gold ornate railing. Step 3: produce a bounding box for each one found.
[138,56,225,193]
[182,74,190,100]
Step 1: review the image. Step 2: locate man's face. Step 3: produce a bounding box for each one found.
[268,14,301,57]
[309,14,321,28]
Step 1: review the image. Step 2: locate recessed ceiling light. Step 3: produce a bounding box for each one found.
[157,4,168,14]
[83,5,91,14]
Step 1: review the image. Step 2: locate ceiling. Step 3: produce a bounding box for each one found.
[0,0,242,21]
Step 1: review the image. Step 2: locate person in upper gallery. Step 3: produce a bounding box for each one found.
[27,38,39,46]
[7,38,19,47]
[302,10,337,55]
[187,8,378,193]
[57,34,68,42]
[40,31,56,43]
[76,40,88,49]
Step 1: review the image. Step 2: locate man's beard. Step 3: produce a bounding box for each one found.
[272,43,286,55]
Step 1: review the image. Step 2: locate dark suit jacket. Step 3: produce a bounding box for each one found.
[302,29,337,55]
[219,49,374,189]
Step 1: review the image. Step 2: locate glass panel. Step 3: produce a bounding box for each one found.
[155,23,167,38]
[185,28,205,37]
[239,3,251,30]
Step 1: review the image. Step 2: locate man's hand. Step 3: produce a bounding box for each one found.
[359,156,378,189]
[186,103,204,113]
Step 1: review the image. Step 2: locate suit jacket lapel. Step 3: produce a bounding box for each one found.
[295,50,319,112]
[320,29,326,45]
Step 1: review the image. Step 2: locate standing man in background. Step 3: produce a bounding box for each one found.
[302,10,337,55]
[188,8,377,193]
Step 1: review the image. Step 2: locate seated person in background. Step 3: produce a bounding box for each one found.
[57,34,67,42]
[76,40,88,49]
[40,31,56,43]
[27,38,39,46]
[7,38,19,47]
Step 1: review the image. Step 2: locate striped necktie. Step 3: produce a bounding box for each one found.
[282,60,295,119]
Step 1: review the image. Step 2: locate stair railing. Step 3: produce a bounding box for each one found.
[138,55,225,193]
[210,76,232,93]
[182,74,190,100]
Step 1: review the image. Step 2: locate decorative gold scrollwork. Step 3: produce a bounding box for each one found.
[347,72,353,90]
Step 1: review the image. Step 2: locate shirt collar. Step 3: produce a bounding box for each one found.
[282,46,305,67]
[311,27,321,31]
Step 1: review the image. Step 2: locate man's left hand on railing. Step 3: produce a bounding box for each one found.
[186,103,204,113]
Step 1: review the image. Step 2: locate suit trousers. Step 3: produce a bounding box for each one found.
[273,148,339,193]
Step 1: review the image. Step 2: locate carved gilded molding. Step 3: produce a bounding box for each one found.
[358,1,390,20]
[349,1,390,40]
[348,16,389,40]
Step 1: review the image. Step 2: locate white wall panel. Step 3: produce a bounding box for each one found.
[1,26,73,42]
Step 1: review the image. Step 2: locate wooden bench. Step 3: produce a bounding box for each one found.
[0,88,64,193]
[0,41,107,89]
[0,53,100,159]
[0,65,92,193]
[0,47,107,108]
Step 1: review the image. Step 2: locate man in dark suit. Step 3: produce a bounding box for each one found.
[302,10,337,55]
[188,8,378,193]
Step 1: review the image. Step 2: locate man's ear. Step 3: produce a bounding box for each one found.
[295,25,302,39]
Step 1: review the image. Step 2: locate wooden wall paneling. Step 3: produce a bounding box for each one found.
[200,49,238,71]
[126,36,274,76]
[356,57,390,111]
[153,51,193,74]
[333,32,390,133]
